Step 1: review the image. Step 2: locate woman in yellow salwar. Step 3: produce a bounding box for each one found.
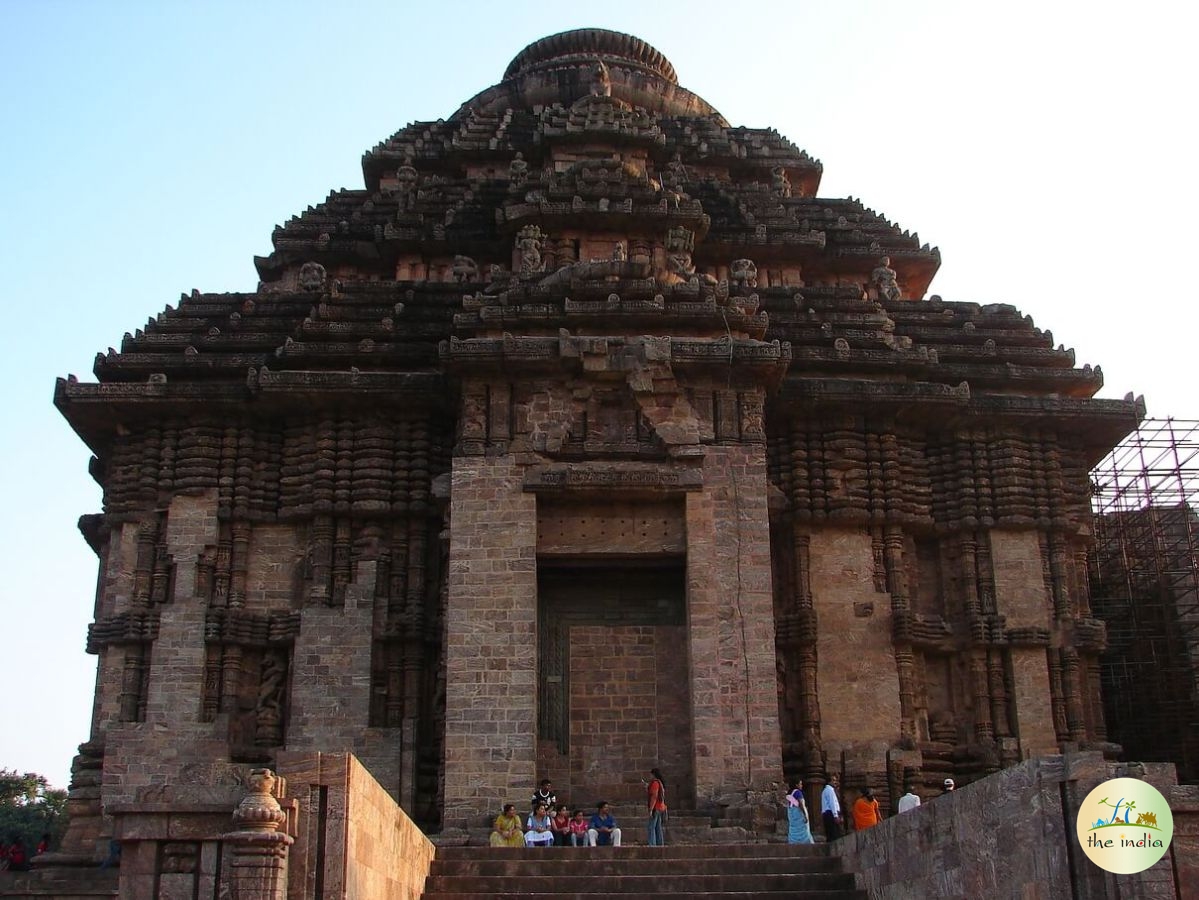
[490,803,525,847]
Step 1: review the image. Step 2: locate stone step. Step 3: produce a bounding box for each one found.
[443,823,768,847]
[431,855,845,876]
[423,844,865,900]
[436,844,828,860]
[427,873,857,893]
[0,868,119,899]
[421,892,864,900]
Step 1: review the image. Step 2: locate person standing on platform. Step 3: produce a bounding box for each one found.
[851,787,881,830]
[897,785,921,813]
[647,767,668,846]
[821,773,843,841]
[783,779,814,844]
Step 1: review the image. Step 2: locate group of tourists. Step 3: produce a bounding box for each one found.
[490,769,667,848]
[0,834,49,872]
[790,773,957,844]
[494,769,957,848]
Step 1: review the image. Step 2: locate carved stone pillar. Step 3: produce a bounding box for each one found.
[1047,649,1069,742]
[884,526,916,737]
[307,515,334,606]
[1061,649,1086,742]
[970,650,993,741]
[1047,533,1070,620]
[987,650,1012,738]
[230,521,251,609]
[225,769,293,900]
[960,534,981,619]
[794,532,821,745]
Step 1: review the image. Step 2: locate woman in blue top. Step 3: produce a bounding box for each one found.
[784,779,813,844]
[524,802,554,847]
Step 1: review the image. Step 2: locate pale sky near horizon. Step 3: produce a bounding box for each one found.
[1,0,1195,790]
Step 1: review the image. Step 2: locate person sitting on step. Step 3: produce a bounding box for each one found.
[530,778,557,811]
[586,801,622,847]
[551,803,572,846]
[489,804,525,848]
[568,809,589,846]
[525,802,555,848]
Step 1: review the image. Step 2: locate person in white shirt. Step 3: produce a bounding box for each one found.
[820,773,843,840]
[897,785,921,813]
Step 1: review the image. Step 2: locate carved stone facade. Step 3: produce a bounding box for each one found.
[54,28,1140,849]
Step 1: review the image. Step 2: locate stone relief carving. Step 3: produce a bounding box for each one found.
[254,650,287,746]
[395,155,418,209]
[451,255,479,282]
[589,59,612,97]
[508,151,529,184]
[663,226,714,285]
[298,261,327,292]
[772,166,792,198]
[730,258,758,290]
[517,225,546,275]
[872,256,901,302]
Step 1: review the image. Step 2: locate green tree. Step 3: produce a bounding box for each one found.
[0,770,67,860]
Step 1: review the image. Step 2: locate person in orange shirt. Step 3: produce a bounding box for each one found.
[647,767,668,846]
[851,787,881,830]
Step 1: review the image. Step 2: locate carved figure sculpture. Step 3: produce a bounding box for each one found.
[872,256,901,302]
[508,151,528,184]
[659,152,689,209]
[255,651,287,745]
[730,258,758,290]
[452,255,479,283]
[662,152,688,191]
[589,59,612,97]
[772,166,792,198]
[612,242,626,262]
[665,226,696,279]
[395,156,418,209]
[298,261,327,292]
[517,225,545,276]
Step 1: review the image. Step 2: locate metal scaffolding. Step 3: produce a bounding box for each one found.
[1090,418,1199,782]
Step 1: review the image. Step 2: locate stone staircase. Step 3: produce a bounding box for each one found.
[0,867,119,899]
[421,843,865,899]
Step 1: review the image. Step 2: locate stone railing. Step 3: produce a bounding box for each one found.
[830,752,1196,899]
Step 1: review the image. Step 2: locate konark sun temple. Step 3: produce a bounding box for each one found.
[38,26,1197,900]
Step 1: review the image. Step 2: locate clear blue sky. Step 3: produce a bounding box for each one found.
[2,0,1195,789]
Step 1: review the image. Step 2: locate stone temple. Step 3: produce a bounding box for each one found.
[55,27,1141,861]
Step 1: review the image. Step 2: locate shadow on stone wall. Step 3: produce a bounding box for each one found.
[830,752,1197,900]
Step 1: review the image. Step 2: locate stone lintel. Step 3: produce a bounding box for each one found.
[523,464,702,494]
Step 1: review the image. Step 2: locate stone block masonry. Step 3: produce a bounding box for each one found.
[442,456,538,826]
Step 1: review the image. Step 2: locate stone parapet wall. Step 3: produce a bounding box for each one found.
[278,752,434,900]
[831,752,1196,900]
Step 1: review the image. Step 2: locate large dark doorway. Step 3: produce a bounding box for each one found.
[536,562,694,809]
